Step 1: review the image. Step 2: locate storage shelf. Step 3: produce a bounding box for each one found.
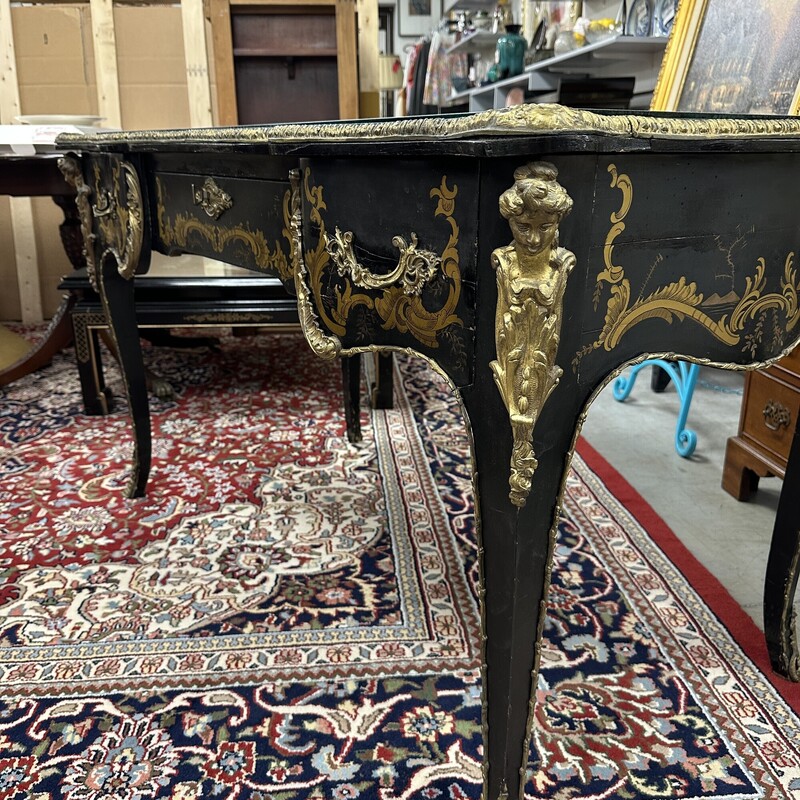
[466,71,529,101]
[448,34,668,111]
[446,29,500,55]
[525,34,667,73]
[443,0,493,12]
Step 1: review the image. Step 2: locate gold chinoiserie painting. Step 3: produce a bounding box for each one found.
[581,0,800,363]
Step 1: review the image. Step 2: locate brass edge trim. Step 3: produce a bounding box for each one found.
[181,313,294,325]
[777,544,800,681]
[57,103,800,148]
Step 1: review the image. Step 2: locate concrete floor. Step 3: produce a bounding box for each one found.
[581,364,786,630]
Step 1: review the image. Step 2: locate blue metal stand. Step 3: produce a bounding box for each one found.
[613,359,700,457]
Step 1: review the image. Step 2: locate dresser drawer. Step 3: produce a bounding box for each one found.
[151,172,294,283]
[771,343,800,382]
[741,368,800,462]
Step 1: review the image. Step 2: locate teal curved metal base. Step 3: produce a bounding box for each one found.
[613,359,700,457]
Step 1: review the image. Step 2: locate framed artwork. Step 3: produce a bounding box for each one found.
[651,0,800,114]
[397,0,441,38]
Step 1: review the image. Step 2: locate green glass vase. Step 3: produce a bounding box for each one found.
[495,24,527,79]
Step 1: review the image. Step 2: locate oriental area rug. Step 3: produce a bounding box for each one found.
[1,327,799,800]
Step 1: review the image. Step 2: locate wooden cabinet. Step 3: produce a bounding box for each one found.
[232,9,341,123]
[209,0,359,125]
[722,347,800,500]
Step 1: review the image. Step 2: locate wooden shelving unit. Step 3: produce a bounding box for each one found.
[210,0,360,125]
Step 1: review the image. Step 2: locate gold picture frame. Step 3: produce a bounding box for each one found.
[651,0,800,114]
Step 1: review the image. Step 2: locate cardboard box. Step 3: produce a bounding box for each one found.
[15,5,99,119]
[115,6,193,130]
[1,3,216,321]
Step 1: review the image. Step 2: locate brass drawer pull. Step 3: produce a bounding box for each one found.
[192,177,233,219]
[763,399,792,431]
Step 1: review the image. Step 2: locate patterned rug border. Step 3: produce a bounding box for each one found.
[576,437,800,715]
[556,449,800,798]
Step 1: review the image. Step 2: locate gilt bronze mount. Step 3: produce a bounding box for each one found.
[491,162,575,507]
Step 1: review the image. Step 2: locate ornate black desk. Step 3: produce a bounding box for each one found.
[58,105,800,800]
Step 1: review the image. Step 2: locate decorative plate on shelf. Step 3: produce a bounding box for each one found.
[652,0,678,36]
[626,0,652,37]
[14,115,105,126]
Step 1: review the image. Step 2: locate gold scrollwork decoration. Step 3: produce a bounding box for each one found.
[575,164,800,367]
[156,178,291,282]
[58,156,97,290]
[296,167,463,351]
[89,160,143,281]
[325,227,441,296]
[597,165,631,291]
[192,177,233,219]
[490,162,576,507]
[287,169,342,360]
[93,189,116,218]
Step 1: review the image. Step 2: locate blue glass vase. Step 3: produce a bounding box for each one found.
[495,24,526,79]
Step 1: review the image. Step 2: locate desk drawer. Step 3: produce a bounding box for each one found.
[152,172,293,283]
[741,367,800,463]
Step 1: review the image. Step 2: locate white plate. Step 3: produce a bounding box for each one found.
[14,115,105,126]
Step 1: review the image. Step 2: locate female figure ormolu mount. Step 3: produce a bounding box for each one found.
[491,162,575,507]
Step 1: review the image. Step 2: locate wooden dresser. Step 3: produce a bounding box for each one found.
[722,347,800,500]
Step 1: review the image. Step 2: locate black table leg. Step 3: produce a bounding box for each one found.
[764,420,800,681]
[341,354,362,443]
[371,352,394,409]
[72,309,114,415]
[97,255,151,498]
[58,154,153,498]
[650,363,672,393]
[462,334,587,800]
